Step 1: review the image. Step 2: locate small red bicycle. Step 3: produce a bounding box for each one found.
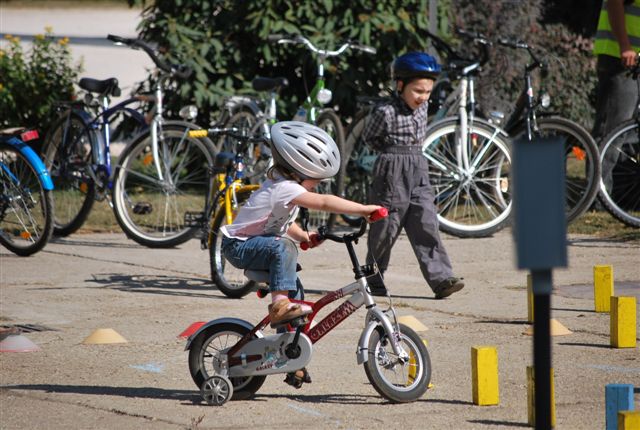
[185,208,431,405]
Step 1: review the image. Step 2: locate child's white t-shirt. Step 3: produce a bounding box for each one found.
[220,177,307,240]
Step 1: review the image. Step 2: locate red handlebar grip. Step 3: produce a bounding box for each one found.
[369,207,388,222]
[300,241,310,251]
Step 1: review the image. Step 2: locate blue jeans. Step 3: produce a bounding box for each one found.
[222,235,304,300]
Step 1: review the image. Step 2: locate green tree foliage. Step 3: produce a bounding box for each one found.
[134,0,438,123]
[134,0,597,128]
[0,31,82,133]
[447,0,597,128]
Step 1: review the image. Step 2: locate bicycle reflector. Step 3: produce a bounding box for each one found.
[20,130,39,142]
[317,88,332,105]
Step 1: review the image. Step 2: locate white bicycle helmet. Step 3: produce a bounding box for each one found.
[270,121,340,179]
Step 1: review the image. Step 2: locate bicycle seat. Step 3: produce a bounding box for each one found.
[79,77,121,97]
[252,77,289,92]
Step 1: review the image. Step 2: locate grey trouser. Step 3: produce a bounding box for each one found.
[593,54,639,141]
[366,146,453,291]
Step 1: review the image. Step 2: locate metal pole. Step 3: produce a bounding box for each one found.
[532,270,552,430]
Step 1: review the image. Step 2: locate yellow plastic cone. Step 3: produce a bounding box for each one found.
[523,319,572,336]
[398,315,428,332]
[82,328,128,344]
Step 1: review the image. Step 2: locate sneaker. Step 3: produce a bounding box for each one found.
[268,299,312,328]
[284,367,312,389]
[434,277,465,299]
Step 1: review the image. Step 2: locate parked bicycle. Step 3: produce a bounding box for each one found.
[0,129,54,256]
[186,127,263,298]
[42,34,218,248]
[186,208,432,405]
[597,54,640,228]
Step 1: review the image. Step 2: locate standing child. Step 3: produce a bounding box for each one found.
[221,121,383,328]
[362,52,464,299]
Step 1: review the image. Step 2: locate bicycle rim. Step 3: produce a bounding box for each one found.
[598,121,640,227]
[43,112,96,236]
[422,119,512,237]
[0,143,54,256]
[113,125,215,247]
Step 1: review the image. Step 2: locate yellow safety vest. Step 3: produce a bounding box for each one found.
[594,0,640,57]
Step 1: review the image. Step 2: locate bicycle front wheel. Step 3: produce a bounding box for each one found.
[364,323,431,403]
[598,119,640,227]
[313,109,345,231]
[0,143,54,256]
[209,187,258,298]
[112,123,217,247]
[422,118,512,238]
[42,110,96,236]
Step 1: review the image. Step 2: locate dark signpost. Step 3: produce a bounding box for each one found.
[513,136,567,430]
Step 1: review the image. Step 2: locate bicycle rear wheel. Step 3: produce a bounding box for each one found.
[510,116,600,223]
[422,118,512,238]
[313,109,345,231]
[0,143,54,256]
[112,122,217,248]
[598,119,640,227]
[42,110,96,236]
[209,187,258,298]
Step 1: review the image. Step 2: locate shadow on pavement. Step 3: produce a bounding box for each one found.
[2,384,197,402]
[467,419,530,428]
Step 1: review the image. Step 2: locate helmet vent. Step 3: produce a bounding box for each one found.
[307,142,322,154]
[296,149,314,164]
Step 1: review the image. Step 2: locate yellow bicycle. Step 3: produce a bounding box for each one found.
[187,128,263,297]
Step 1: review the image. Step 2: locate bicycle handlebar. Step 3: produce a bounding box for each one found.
[107,34,193,79]
[188,127,269,145]
[268,34,376,57]
[497,37,546,72]
[301,207,388,250]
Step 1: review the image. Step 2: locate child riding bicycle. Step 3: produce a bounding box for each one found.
[221,121,382,328]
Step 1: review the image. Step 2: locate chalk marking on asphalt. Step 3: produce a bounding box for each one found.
[577,364,640,374]
[286,403,342,426]
[129,363,164,373]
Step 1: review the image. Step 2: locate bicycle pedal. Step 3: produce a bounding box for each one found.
[284,368,311,389]
[133,202,152,215]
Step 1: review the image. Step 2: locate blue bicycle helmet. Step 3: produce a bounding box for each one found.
[392,52,441,80]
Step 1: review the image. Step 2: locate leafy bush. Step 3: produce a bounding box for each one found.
[0,30,82,133]
[132,0,597,128]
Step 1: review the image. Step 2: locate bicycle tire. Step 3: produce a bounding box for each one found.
[188,322,266,400]
[209,187,258,298]
[313,109,346,231]
[112,122,217,248]
[509,116,600,223]
[341,110,374,227]
[0,143,54,256]
[363,323,431,403]
[597,119,640,228]
[422,117,512,238]
[42,110,96,236]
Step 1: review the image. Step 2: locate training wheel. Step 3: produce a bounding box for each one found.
[201,375,233,406]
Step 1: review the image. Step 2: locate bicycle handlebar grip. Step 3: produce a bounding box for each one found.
[368,207,388,222]
[173,65,193,79]
[188,130,208,138]
[107,34,129,45]
[300,233,323,251]
[268,34,285,42]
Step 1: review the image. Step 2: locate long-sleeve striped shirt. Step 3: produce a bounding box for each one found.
[360,95,430,152]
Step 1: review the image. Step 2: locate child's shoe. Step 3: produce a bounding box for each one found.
[284,367,312,389]
[268,299,312,328]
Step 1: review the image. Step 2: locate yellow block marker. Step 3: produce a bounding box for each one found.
[471,346,499,406]
[398,315,428,332]
[523,319,573,336]
[527,274,534,323]
[527,366,556,427]
[594,265,614,312]
[82,328,128,344]
[610,296,637,348]
[618,411,640,430]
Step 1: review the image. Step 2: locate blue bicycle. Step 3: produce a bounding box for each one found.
[0,129,54,256]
